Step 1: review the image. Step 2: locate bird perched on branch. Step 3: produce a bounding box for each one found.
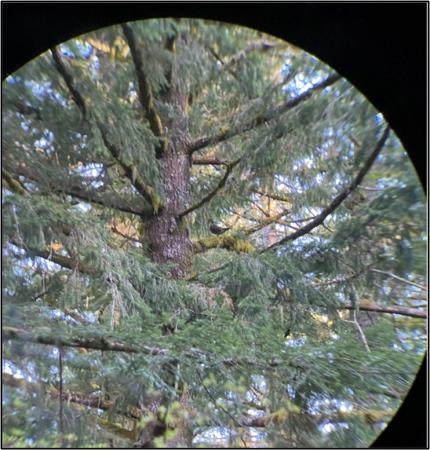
[209,220,231,235]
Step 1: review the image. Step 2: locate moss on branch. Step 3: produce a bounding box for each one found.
[1,168,28,195]
[193,235,254,254]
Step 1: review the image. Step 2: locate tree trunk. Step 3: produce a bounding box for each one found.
[145,151,192,278]
[145,81,192,278]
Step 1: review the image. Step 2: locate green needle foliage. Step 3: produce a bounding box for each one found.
[2,18,426,448]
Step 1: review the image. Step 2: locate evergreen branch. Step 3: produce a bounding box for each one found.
[313,263,376,287]
[2,326,139,354]
[368,388,402,400]
[370,268,427,291]
[178,159,241,219]
[2,372,41,393]
[51,47,87,118]
[10,240,143,311]
[50,389,117,415]
[36,287,93,325]
[10,239,85,272]
[2,326,289,370]
[341,302,426,319]
[196,368,243,428]
[4,161,149,216]
[188,73,341,154]
[243,408,394,428]
[65,187,152,217]
[121,23,167,158]
[2,326,171,357]
[2,372,142,421]
[158,34,177,100]
[262,126,390,252]
[97,123,162,213]
[250,198,271,217]
[5,369,398,435]
[195,40,279,102]
[50,46,161,213]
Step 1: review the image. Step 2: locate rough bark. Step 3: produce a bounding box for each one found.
[145,149,193,278]
[144,35,194,279]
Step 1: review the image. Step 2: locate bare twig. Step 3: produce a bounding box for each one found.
[313,263,375,287]
[371,269,427,291]
[196,369,243,428]
[345,311,371,353]
[244,209,290,236]
[178,159,241,219]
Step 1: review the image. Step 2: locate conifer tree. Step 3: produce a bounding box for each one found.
[2,19,426,448]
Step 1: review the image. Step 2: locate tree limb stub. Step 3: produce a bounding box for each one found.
[188,73,341,154]
[254,190,290,203]
[263,126,390,251]
[9,101,43,120]
[192,157,229,166]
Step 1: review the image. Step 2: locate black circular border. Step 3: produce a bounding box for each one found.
[2,3,428,448]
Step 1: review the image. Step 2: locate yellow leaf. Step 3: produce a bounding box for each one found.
[50,242,63,252]
[87,38,111,54]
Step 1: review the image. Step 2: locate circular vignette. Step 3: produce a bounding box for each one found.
[2,12,426,448]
